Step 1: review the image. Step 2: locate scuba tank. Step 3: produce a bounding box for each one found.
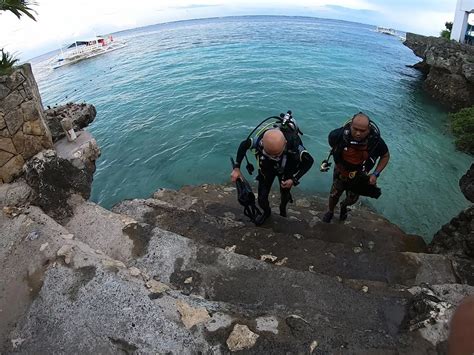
[320,112,381,173]
[243,110,303,175]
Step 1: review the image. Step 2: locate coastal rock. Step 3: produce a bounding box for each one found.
[404,33,474,111]
[405,284,474,346]
[430,206,474,259]
[43,103,96,142]
[54,130,100,172]
[0,179,33,207]
[460,163,474,202]
[23,150,93,220]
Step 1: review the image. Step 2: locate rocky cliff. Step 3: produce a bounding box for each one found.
[404,33,474,111]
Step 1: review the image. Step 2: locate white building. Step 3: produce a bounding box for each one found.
[451,0,474,42]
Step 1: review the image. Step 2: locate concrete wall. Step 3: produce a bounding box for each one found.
[0,64,53,183]
[451,0,474,42]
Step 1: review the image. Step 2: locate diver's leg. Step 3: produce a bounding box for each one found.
[340,191,359,221]
[324,171,344,223]
[279,183,292,217]
[256,169,275,225]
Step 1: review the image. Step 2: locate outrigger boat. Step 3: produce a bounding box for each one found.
[376,26,397,36]
[51,35,126,69]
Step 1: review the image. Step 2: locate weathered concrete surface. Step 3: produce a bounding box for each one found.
[404,33,474,111]
[65,201,139,261]
[54,130,100,172]
[0,205,74,351]
[43,102,96,142]
[4,226,435,354]
[2,184,472,354]
[113,186,456,286]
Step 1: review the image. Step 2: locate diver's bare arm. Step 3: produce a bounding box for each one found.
[374,152,390,174]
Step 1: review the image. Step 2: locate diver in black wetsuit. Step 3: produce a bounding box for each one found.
[231,126,314,226]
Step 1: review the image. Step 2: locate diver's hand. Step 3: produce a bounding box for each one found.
[281,179,294,189]
[369,174,377,185]
[231,168,243,182]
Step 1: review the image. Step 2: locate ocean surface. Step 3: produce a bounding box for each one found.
[31,16,472,240]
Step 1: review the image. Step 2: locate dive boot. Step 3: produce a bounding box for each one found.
[340,205,350,221]
[322,211,334,223]
[255,209,271,226]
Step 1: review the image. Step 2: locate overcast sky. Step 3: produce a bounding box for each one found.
[0,0,456,60]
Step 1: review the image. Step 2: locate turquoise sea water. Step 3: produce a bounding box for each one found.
[32,16,472,239]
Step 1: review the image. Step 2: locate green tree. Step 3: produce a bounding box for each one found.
[0,0,37,20]
[0,0,37,75]
[440,21,453,39]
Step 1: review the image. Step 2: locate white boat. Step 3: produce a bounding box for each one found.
[376,26,397,36]
[51,35,126,69]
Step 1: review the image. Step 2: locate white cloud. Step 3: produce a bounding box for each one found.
[0,0,457,59]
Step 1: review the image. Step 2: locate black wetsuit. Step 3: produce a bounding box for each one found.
[235,130,314,215]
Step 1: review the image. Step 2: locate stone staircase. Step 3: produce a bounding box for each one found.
[1,183,473,354]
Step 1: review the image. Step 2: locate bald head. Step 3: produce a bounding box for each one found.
[262,129,286,156]
[351,113,370,142]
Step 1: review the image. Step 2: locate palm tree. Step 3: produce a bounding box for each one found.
[0,0,37,74]
[0,0,37,21]
[0,48,19,75]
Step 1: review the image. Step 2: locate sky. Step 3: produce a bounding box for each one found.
[0,0,457,60]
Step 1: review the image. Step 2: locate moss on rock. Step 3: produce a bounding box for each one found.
[449,107,474,155]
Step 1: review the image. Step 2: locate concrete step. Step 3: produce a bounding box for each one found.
[65,199,150,262]
[2,202,469,353]
[112,197,456,286]
[131,226,434,354]
[162,185,427,253]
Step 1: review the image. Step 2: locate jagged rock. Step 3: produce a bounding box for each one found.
[404,33,474,110]
[226,324,259,352]
[23,150,93,220]
[404,284,474,346]
[460,163,474,203]
[430,206,473,259]
[43,103,96,142]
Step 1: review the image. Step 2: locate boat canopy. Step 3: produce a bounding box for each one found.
[65,37,108,49]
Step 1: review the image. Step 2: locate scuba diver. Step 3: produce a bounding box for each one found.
[231,111,314,226]
[320,112,390,223]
